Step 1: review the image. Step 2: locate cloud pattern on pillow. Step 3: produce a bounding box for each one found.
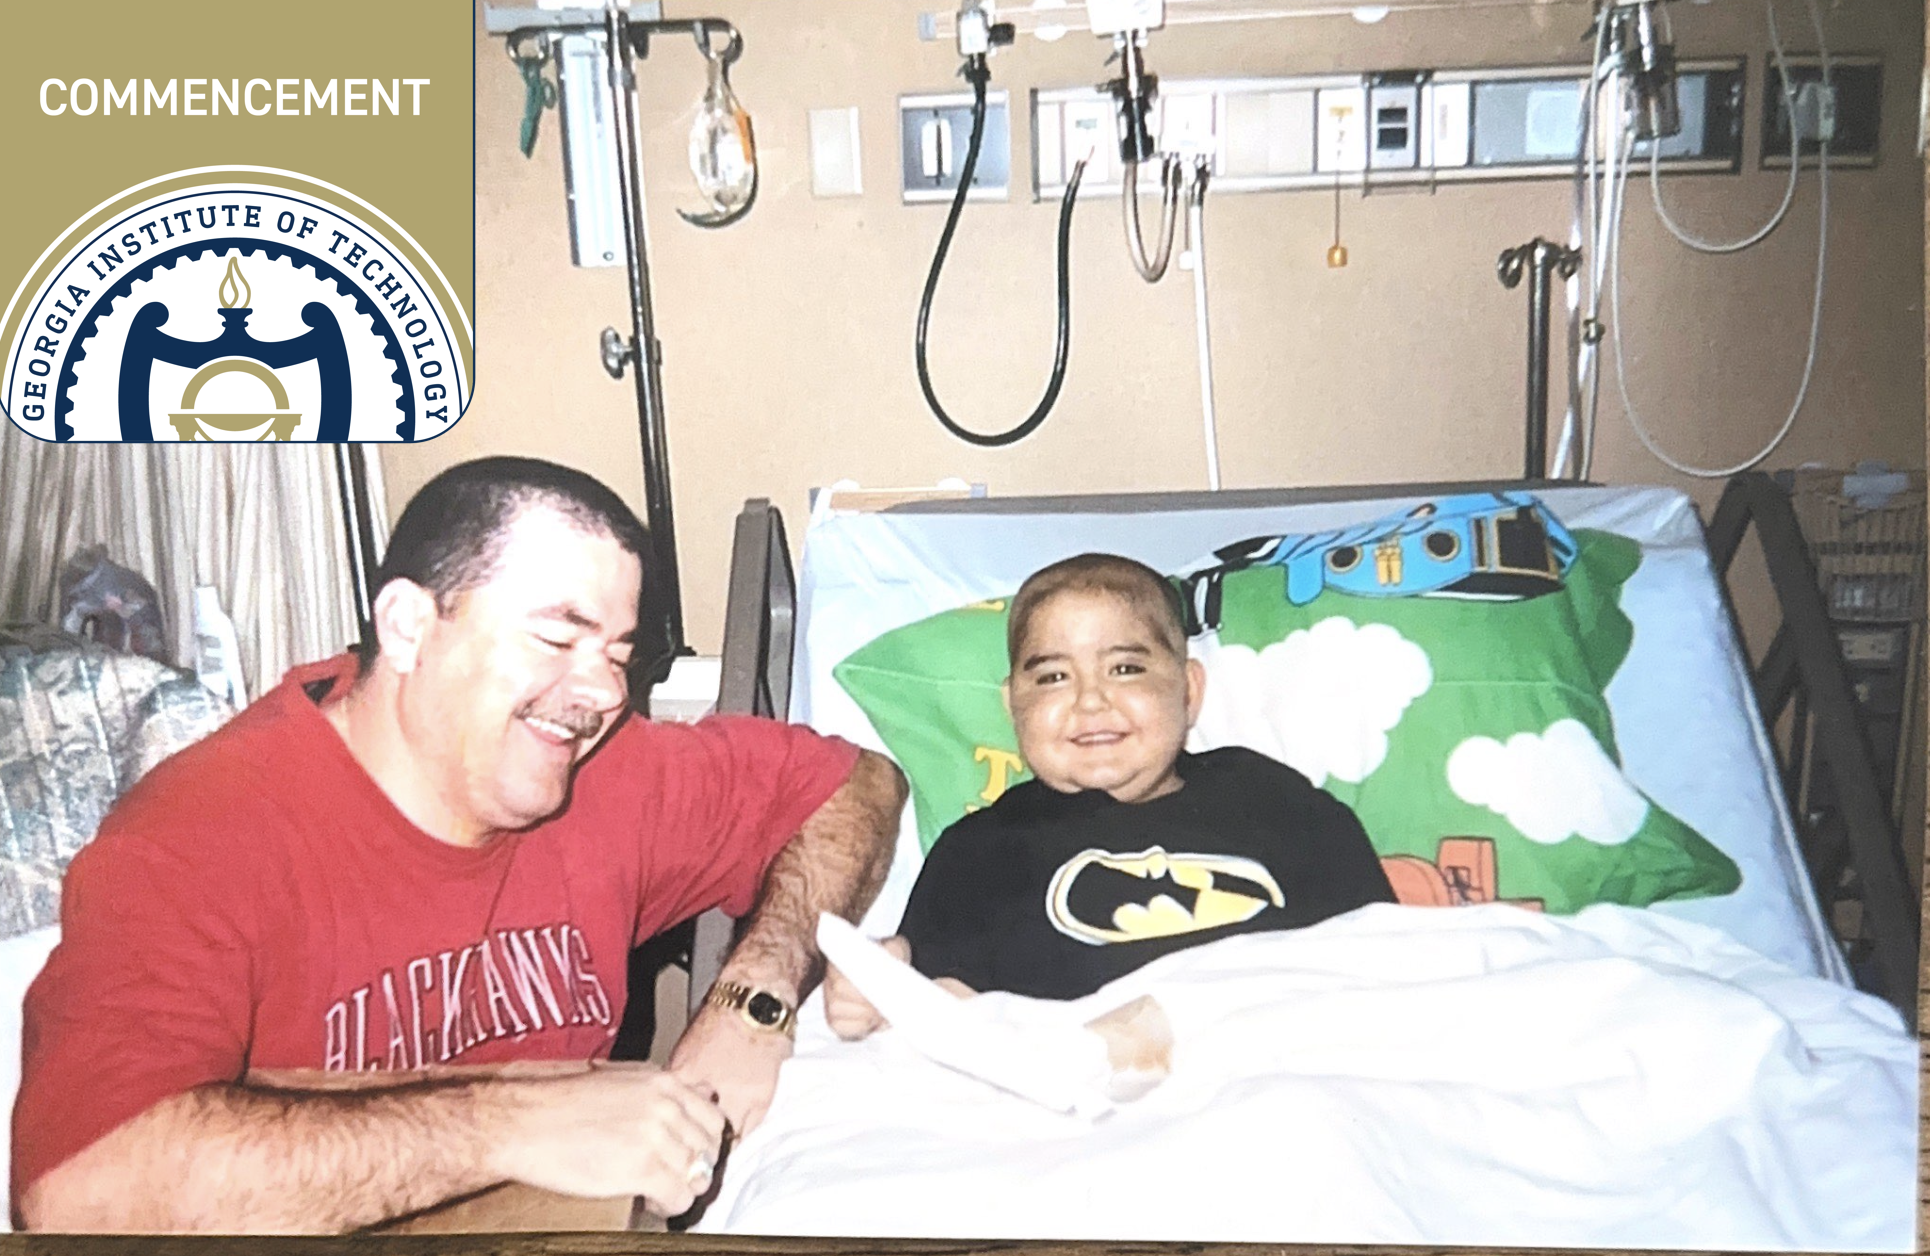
[1446,720,1651,847]
[1188,620,1432,789]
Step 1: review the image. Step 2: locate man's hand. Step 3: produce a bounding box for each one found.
[667,1004,793,1138]
[19,1060,730,1234]
[824,934,911,1040]
[488,1061,727,1218]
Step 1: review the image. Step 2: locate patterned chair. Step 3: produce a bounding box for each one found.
[0,627,232,940]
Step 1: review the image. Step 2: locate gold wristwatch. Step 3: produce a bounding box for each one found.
[704,980,797,1039]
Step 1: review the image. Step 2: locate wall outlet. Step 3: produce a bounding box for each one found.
[1367,76,1421,169]
[1838,626,1902,666]
[901,92,1011,202]
[1159,90,1220,164]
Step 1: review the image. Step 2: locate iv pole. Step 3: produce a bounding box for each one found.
[492,5,747,693]
[1497,237,1580,480]
[334,444,381,648]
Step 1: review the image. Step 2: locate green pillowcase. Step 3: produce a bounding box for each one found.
[832,528,1742,915]
[832,596,1029,859]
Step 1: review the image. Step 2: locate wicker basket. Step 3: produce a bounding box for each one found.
[1782,467,1927,625]
[1780,465,1927,846]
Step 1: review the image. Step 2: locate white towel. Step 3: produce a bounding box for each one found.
[815,914,1116,1119]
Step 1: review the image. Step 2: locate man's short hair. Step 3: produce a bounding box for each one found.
[356,457,649,671]
[1006,553,1189,668]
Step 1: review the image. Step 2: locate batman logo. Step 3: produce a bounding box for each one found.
[1045,847,1286,946]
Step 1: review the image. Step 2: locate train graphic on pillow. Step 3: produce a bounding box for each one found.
[1176,492,1578,635]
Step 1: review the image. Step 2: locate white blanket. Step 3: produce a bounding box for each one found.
[698,905,1915,1251]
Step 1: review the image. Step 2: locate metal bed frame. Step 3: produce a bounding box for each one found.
[688,473,1922,1025]
[1705,472,1921,1012]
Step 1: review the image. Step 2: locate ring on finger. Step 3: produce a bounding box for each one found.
[687,1155,715,1187]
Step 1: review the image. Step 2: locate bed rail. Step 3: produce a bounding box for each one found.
[718,498,796,721]
[1706,472,1921,1019]
[875,478,1578,515]
[684,499,795,1018]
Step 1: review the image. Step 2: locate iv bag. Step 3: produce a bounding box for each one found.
[687,55,755,218]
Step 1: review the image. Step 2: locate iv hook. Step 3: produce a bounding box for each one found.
[504,30,553,66]
[691,20,743,69]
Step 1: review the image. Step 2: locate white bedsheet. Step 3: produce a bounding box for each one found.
[698,905,1914,1250]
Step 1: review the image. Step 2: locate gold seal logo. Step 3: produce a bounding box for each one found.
[165,260,301,441]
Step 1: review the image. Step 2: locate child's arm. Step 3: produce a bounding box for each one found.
[825,935,909,1039]
[824,938,976,1040]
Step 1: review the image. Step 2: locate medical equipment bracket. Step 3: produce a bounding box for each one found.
[1706,472,1921,1020]
[496,6,748,690]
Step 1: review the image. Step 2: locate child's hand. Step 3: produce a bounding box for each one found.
[824,934,912,1040]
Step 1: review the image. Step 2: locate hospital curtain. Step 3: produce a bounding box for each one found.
[0,426,387,704]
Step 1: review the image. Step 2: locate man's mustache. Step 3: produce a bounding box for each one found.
[517,703,605,740]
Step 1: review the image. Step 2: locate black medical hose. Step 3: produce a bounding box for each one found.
[915,60,1086,448]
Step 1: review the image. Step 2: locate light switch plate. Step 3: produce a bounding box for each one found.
[809,106,864,197]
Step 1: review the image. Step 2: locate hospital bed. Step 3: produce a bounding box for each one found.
[685,474,1919,1250]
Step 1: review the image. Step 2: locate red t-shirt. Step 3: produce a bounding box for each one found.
[12,656,859,1203]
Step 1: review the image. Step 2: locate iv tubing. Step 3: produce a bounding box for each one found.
[915,63,1087,447]
[1124,156,1183,282]
[1184,163,1222,490]
[1608,0,1829,478]
[1648,0,1802,254]
[1554,11,1613,480]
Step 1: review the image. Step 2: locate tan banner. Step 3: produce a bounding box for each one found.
[0,0,473,443]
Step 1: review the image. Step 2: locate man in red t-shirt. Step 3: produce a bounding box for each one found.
[13,457,905,1232]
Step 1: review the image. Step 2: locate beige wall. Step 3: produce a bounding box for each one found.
[388,0,1927,655]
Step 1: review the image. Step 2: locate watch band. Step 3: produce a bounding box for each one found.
[704,979,797,1039]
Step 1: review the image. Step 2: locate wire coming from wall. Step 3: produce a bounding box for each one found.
[1647,2,1803,255]
[1182,160,1223,490]
[1555,0,1830,482]
[1605,0,1830,480]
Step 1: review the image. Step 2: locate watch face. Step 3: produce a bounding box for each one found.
[745,992,786,1026]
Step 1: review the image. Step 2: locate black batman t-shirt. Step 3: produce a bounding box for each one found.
[896,746,1395,1000]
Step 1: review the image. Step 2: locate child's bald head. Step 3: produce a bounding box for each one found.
[1006,554,1187,670]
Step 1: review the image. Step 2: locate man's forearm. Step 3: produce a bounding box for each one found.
[21,1072,532,1233]
[723,749,905,998]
